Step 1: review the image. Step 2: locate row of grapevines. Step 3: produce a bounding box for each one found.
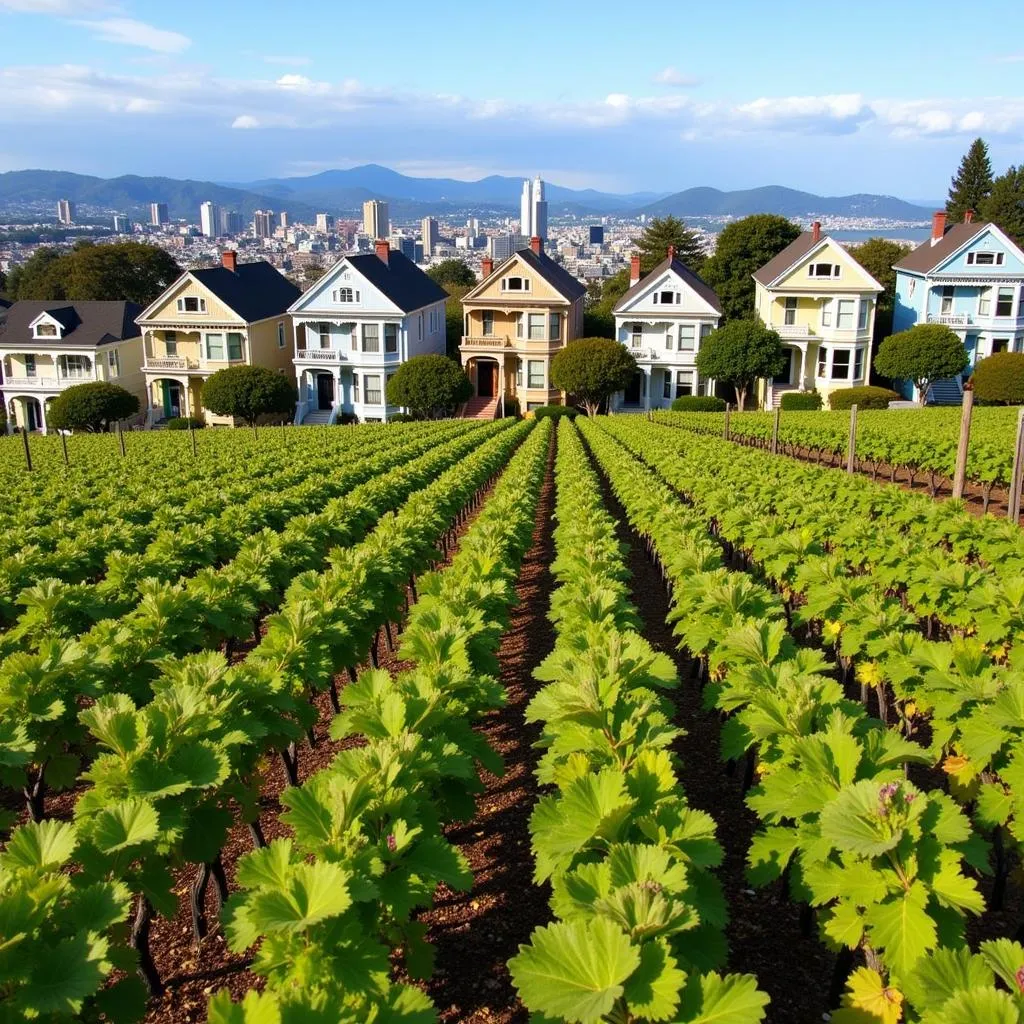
[205,417,554,1022]
[579,417,1022,1023]
[0,419,539,1021]
[507,417,770,1024]
[0,419,497,822]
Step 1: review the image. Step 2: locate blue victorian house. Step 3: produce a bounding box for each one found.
[892,211,1024,402]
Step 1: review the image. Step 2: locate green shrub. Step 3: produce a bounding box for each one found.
[972,352,1024,404]
[337,412,359,426]
[201,365,297,426]
[165,416,204,430]
[46,381,140,432]
[502,397,521,419]
[829,386,900,410]
[532,405,577,420]
[780,390,822,411]
[670,395,727,412]
[388,412,415,423]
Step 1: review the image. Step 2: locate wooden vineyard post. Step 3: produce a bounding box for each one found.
[21,427,32,471]
[60,430,69,467]
[724,403,731,440]
[952,388,974,500]
[771,407,781,455]
[846,404,858,474]
[116,420,126,457]
[1008,407,1024,523]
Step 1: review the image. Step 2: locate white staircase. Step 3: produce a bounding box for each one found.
[302,409,333,426]
[925,378,964,405]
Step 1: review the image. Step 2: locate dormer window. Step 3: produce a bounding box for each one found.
[176,296,206,313]
[333,287,359,302]
[966,251,1004,266]
[34,323,57,338]
[809,263,840,278]
[501,276,529,292]
[661,290,677,305]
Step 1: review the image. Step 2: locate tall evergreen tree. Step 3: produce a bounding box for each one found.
[636,216,706,273]
[981,165,1024,247]
[946,138,994,223]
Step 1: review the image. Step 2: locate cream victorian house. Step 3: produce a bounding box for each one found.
[135,251,300,425]
[459,237,586,415]
[753,223,883,408]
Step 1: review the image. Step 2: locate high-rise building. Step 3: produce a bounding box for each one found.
[421,216,438,257]
[392,235,416,261]
[488,232,518,262]
[279,211,289,229]
[589,225,605,245]
[315,213,334,233]
[519,176,547,240]
[252,209,274,238]
[362,199,389,239]
[57,199,75,225]
[217,209,242,235]
[200,201,217,238]
[150,202,169,226]
[113,214,131,233]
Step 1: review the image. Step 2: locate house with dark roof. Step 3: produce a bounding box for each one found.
[611,247,722,411]
[892,211,1024,403]
[287,240,448,424]
[752,222,883,409]
[458,236,586,415]
[0,300,144,433]
[135,251,301,425]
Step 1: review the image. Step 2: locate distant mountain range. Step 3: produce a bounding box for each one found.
[0,164,934,223]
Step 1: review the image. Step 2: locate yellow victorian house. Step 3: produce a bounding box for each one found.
[136,251,300,426]
[459,237,586,415]
[753,223,883,407]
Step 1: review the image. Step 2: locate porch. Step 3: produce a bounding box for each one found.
[145,375,204,426]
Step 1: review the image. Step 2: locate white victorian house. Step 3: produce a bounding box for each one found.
[290,241,448,424]
[611,248,722,410]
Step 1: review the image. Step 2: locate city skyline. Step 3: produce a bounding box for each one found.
[0,0,1022,196]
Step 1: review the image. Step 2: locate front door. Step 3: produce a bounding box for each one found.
[25,399,40,432]
[623,371,642,406]
[478,362,497,398]
[317,373,335,410]
[161,381,182,419]
[773,348,794,386]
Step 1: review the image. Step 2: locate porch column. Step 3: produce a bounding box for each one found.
[181,380,191,418]
[643,368,651,411]
[799,345,808,389]
[38,398,48,436]
[498,361,505,416]
[335,368,343,409]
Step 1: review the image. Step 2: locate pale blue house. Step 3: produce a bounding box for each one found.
[892,211,1024,402]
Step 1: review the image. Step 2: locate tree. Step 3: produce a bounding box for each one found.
[846,237,912,344]
[694,320,786,412]
[946,138,993,223]
[701,214,801,321]
[201,365,297,425]
[981,165,1024,247]
[0,267,6,295]
[46,382,139,432]
[427,259,475,290]
[874,324,968,403]
[591,268,631,320]
[635,216,706,274]
[548,337,637,417]
[443,284,470,359]
[6,248,66,300]
[971,352,1024,405]
[385,354,472,419]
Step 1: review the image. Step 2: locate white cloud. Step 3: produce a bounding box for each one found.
[0,0,107,10]
[263,55,311,67]
[994,53,1024,63]
[735,93,868,133]
[79,17,190,54]
[232,114,260,129]
[654,67,700,87]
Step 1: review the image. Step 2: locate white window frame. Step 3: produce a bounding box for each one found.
[318,323,331,349]
[996,287,1015,318]
[364,373,383,405]
[165,331,178,356]
[853,347,865,381]
[678,324,695,351]
[858,300,870,331]
[205,333,225,360]
[831,348,852,380]
[108,349,119,376]
[24,354,36,377]
[176,296,207,313]
[821,298,833,327]
[277,322,286,349]
[501,276,530,292]
[979,288,991,316]
[630,323,642,349]
[783,297,798,326]
[482,311,494,337]
[362,324,380,353]
[941,286,955,315]
[384,323,398,354]
[966,251,1004,266]
[527,314,545,340]
[527,359,545,389]
[33,322,58,339]
[549,312,560,341]
[836,299,856,330]
[809,263,840,278]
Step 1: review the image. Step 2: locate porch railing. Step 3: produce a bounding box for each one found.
[145,356,201,370]
[295,349,344,362]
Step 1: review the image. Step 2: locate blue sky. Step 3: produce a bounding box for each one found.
[1,0,1022,198]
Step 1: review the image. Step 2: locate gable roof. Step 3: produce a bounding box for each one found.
[513,247,587,302]
[613,255,722,315]
[893,220,997,274]
[339,250,448,313]
[752,232,827,286]
[0,300,142,347]
[188,261,301,322]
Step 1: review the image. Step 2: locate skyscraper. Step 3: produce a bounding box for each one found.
[589,225,605,245]
[520,180,531,237]
[421,216,438,257]
[150,202,169,226]
[253,210,274,238]
[279,212,289,229]
[200,201,217,238]
[218,209,242,235]
[519,176,547,240]
[57,199,75,224]
[315,213,334,233]
[113,214,131,233]
[362,199,389,239]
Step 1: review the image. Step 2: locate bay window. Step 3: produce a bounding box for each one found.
[365,374,382,404]
[853,348,864,381]
[205,333,225,360]
[384,324,398,353]
[527,360,545,389]
[516,358,523,387]
[858,300,870,331]
[832,349,851,379]
[817,347,828,377]
[996,287,1014,317]
[528,314,545,340]
[679,325,695,351]
[837,299,855,330]
[227,332,244,361]
[352,372,359,402]
[821,299,833,327]
[549,313,561,341]
[362,324,379,353]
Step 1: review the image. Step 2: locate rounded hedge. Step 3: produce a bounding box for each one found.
[828,386,901,411]
[780,390,823,411]
[46,381,140,433]
[388,412,416,423]
[972,352,1024,404]
[670,395,726,412]
[165,416,205,430]
[201,365,297,425]
[385,354,472,419]
[532,405,578,420]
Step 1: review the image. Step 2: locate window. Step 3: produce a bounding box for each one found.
[24,354,36,377]
[165,331,177,357]
[832,349,851,380]
[967,251,1004,266]
[817,347,827,377]
[979,288,991,316]
[277,322,286,349]
[809,263,839,278]
[352,372,359,402]
[384,324,398,354]
[663,372,672,400]
[858,300,870,331]
[527,360,544,389]
[854,348,865,381]
[318,323,331,349]
[993,338,1010,354]
[482,311,494,337]
[34,322,57,337]
[364,375,382,404]
[526,401,543,411]
[528,314,545,340]
[941,286,955,315]
[362,324,380,353]
[675,369,694,398]
[336,287,354,302]
[996,287,1014,317]
[783,297,798,326]
[205,333,225,360]
[64,354,89,377]
[176,296,206,313]
[821,299,833,327]
[107,350,119,376]
[631,323,643,349]
[665,329,673,351]
[700,324,712,343]
[679,325,695,351]
[227,332,244,361]
[502,276,529,292]
[516,359,523,386]
[385,371,396,400]
[549,313,560,341]
[837,299,855,330]
[660,290,675,305]
[417,313,423,339]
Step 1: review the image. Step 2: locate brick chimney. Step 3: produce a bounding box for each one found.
[630,253,641,286]
[530,235,543,255]
[811,221,821,243]
[481,256,494,278]
[931,211,947,245]
[667,245,676,260]
[964,209,975,224]
[375,239,390,264]
[221,249,238,273]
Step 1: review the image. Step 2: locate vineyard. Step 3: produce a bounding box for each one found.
[3,414,1024,1024]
